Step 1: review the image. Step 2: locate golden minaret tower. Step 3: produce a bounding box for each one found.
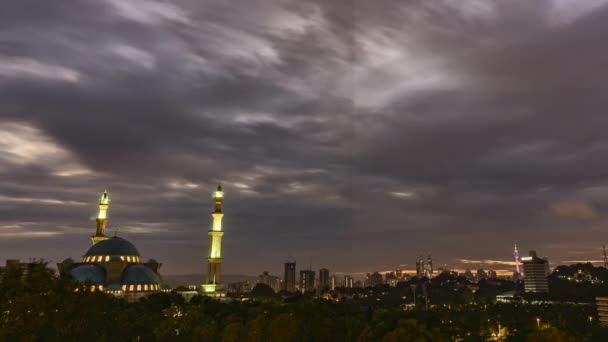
[202,185,225,295]
[91,190,110,245]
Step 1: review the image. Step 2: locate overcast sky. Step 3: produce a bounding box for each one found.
[2,0,608,277]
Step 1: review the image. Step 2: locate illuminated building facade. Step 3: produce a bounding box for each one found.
[202,185,225,296]
[521,250,549,293]
[343,275,354,288]
[284,261,296,292]
[596,297,608,327]
[91,190,110,244]
[513,241,521,278]
[58,191,163,301]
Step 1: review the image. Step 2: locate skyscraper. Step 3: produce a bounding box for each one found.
[283,261,296,292]
[91,190,110,245]
[202,185,225,296]
[521,250,549,293]
[425,255,434,278]
[416,256,425,277]
[343,275,354,288]
[299,269,315,293]
[318,268,330,290]
[330,274,336,290]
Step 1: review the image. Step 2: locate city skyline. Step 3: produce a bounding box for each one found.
[3,1,608,277]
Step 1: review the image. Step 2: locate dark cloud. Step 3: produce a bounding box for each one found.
[1,0,608,277]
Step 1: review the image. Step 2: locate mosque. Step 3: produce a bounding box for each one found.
[57,185,227,300]
[57,191,163,300]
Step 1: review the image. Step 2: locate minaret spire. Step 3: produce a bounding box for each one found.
[91,190,110,244]
[202,184,225,296]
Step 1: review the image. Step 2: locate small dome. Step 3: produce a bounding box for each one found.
[85,237,140,257]
[121,265,161,285]
[62,257,75,264]
[71,264,105,285]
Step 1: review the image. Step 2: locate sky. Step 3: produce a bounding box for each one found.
[2,0,608,278]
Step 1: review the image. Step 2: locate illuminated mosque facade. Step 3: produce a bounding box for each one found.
[57,186,227,300]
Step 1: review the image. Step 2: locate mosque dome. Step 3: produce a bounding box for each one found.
[121,265,161,285]
[84,237,140,257]
[70,264,105,285]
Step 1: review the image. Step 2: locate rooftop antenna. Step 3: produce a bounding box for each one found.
[603,245,608,268]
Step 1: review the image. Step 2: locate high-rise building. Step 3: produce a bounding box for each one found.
[257,271,282,293]
[283,261,296,292]
[416,256,425,277]
[330,274,336,290]
[425,255,434,278]
[522,250,549,293]
[476,269,487,281]
[318,268,330,290]
[299,269,315,293]
[343,275,354,288]
[202,185,225,296]
[91,190,110,245]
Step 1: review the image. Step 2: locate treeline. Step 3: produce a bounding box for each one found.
[1,261,608,341]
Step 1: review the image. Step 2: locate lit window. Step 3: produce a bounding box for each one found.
[105,256,110,262]
[129,285,134,291]
[122,285,126,291]
[99,285,104,291]
[127,256,131,262]
[145,284,149,291]
[137,284,141,291]
[91,285,95,292]
[120,256,125,261]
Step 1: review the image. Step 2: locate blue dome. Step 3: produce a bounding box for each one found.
[121,265,161,285]
[71,264,105,285]
[85,237,140,256]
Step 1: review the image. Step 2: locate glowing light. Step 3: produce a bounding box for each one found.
[105,255,110,262]
[214,191,223,198]
[137,284,141,291]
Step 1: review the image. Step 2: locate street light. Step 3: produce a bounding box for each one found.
[536,317,540,329]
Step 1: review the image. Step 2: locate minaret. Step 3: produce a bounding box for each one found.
[91,190,110,245]
[203,185,225,295]
[513,241,521,275]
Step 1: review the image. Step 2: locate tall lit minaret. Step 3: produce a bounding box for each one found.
[91,190,110,245]
[203,185,225,295]
[513,241,521,276]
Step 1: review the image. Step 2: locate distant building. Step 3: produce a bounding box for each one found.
[343,275,354,288]
[463,269,473,281]
[522,250,549,293]
[416,256,425,277]
[299,269,315,293]
[385,272,399,286]
[425,255,434,278]
[476,269,487,281]
[318,268,330,290]
[330,274,337,290]
[227,281,253,295]
[283,261,296,292]
[366,272,383,287]
[257,271,282,293]
[488,270,497,279]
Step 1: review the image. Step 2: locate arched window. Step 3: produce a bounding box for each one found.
[120,256,125,261]
[129,285,134,291]
[105,255,110,262]
[121,285,126,291]
[137,284,141,291]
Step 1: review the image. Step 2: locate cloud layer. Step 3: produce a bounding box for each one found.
[2,0,608,276]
